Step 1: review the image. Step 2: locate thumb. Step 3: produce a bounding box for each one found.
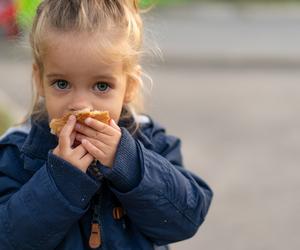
[59,115,76,150]
[110,119,121,131]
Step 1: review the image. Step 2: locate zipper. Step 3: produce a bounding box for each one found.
[89,192,103,249]
[89,222,101,248]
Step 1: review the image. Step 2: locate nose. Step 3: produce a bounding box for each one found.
[67,91,93,112]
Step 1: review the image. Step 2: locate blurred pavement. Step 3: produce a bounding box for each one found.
[1,3,300,250]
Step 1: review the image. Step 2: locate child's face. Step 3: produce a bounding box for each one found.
[33,31,136,123]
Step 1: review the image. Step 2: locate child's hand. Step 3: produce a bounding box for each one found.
[74,118,122,168]
[53,115,95,173]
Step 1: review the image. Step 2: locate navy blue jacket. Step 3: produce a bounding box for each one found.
[0,115,213,250]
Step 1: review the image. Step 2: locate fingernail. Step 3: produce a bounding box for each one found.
[110,119,116,125]
[84,118,91,124]
[75,123,81,130]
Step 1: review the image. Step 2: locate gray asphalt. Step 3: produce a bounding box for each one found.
[1,3,300,250]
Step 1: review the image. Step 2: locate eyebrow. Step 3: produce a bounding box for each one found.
[92,75,117,82]
[46,73,117,82]
[46,73,65,78]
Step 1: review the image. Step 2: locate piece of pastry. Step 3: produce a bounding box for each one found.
[49,108,110,136]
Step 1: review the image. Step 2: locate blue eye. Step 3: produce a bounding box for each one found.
[96,82,109,92]
[53,80,69,89]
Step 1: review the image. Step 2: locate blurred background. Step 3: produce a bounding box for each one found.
[1,0,300,249]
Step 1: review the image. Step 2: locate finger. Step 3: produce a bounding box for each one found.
[82,139,106,160]
[59,115,76,151]
[76,134,110,153]
[84,118,115,136]
[110,119,121,132]
[75,123,112,143]
[70,131,76,146]
[80,153,94,166]
[72,144,88,158]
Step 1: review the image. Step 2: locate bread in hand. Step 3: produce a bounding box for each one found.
[49,108,110,136]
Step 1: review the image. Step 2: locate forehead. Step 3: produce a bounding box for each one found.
[42,31,124,76]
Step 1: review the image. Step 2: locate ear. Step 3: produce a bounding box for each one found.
[124,74,139,104]
[33,64,45,97]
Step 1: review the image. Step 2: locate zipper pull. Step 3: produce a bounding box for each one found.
[113,206,124,220]
[89,222,101,249]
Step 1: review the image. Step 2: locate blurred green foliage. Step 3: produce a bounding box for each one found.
[16,0,41,30]
[8,0,300,33]
[0,107,12,136]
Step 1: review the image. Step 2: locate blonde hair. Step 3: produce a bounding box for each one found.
[22,0,148,126]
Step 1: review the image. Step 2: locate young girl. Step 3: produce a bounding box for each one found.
[0,1,213,249]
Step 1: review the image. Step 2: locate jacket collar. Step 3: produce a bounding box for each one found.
[21,115,58,171]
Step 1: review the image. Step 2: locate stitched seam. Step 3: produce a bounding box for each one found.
[158,164,198,229]
[139,138,198,228]
[159,191,198,229]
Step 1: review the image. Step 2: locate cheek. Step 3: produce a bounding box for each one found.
[44,100,58,119]
[111,98,125,123]
[93,97,124,121]
[44,94,66,119]
[95,100,123,116]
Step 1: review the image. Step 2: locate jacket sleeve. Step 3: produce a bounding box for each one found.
[99,121,213,246]
[0,144,100,250]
